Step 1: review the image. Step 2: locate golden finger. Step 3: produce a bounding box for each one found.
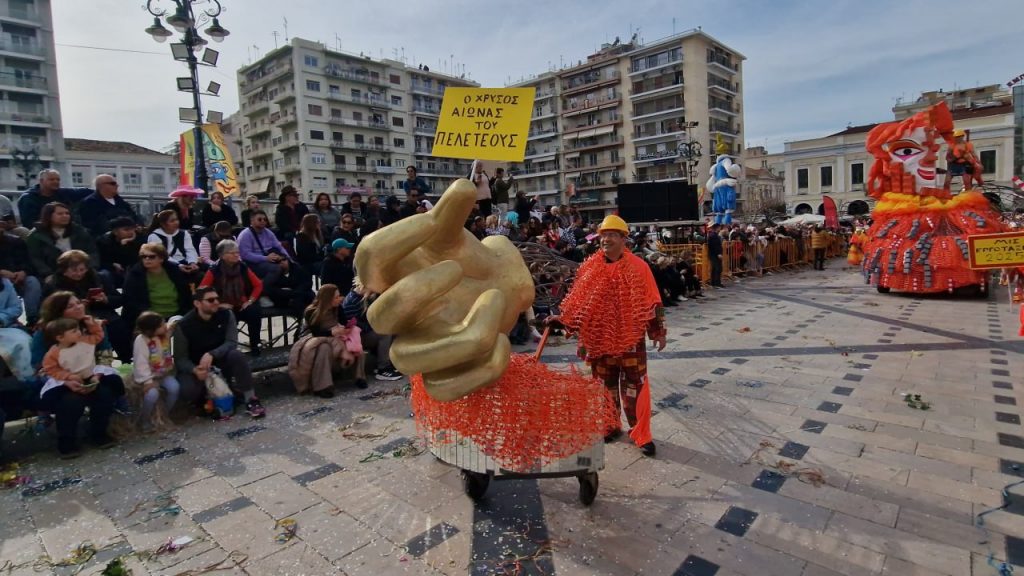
[421,335,512,402]
[425,179,479,253]
[355,212,438,293]
[367,260,463,335]
[388,289,507,375]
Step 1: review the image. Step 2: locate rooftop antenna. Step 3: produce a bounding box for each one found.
[253,44,261,59]
[673,17,676,35]
[271,30,279,49]
[335,34,341,51]
[401,47,406,63]
[283,17,289,41]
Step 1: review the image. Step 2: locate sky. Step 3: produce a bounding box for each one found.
[52,0,1022,154]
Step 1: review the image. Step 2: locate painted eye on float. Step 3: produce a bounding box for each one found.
[888,140,923,160]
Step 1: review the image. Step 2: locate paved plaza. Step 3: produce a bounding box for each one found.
[2,261,1023,576]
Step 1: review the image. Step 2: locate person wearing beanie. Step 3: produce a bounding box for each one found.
[97,216,145,285]
[321,238,355,295]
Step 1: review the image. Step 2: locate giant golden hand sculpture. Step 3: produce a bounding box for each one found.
[355,179,534,401]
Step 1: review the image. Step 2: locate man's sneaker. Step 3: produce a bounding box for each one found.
[245,398,267,419]
[641,441,657,457]
[375,369,403,381]
[114,396,133,416]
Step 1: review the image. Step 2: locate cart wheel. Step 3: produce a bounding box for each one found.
[578,472,599,506]
[461,470,489,501]
[876,286,891,294]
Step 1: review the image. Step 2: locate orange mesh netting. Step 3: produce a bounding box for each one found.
[410,354,619,471]
[558,251,662,358]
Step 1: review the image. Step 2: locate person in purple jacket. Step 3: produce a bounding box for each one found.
[236,209,312,311]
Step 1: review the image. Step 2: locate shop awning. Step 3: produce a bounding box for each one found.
[247,177,271,195]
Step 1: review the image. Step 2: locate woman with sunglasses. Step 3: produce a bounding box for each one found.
[121,243,193,329]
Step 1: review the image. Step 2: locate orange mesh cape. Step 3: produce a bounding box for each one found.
[410,354,618,471]
[559,251,663,358]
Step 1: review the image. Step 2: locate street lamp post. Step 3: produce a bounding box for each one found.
[143,1,229,193]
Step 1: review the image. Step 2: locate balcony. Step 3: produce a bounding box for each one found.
[0,138,51,155]
[248,122,271,136]
[272,87,295,102]
[524,147,558,160]
[412,104,441,116]
[632,148,680,163]
[709,121,740,137]
[0,109,49,125]
[708,98,738,116]
[0,5,39,23]
[0,70,46,92]
[240,63,293,95]
[278,138,300,150]
[328,117,389,130]
[562,69,620,95]
[707,54,739,74]
[248,143,273,158]
[630,51,683,75]
[330,139,393,153]
[0,36,44,59]
[562,93,621,116]
[535,89,556,100]
[527,127,559,140]
[243,97,270,115]
[508,164,559,176]
[633,126,686,142]
[565,158,624,172]
[417,166,466,177]
[414,125,436,136]
[324,66,385,87]
[410,82,446,97]
[349,94,393,108]
[565,134,623,152]
[564,118,621,135]
[707,76,738,95]
[629,81,683,101]
[274,114,297,127]
[631,100,684,121]
[374,165,396,174]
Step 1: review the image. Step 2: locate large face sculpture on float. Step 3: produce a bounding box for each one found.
[866,102,954,198]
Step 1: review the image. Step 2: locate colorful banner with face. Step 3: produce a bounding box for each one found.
[179,124,240,196]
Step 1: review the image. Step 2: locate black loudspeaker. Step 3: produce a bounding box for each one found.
[617,182,699,222]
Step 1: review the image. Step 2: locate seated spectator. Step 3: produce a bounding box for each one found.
[238,210,312,310]
[380,195,402,227]
[39,315,125,458]
[131,312,179,433]
[172,287,265,418]
[0,230,41,325]
[76,174,143,236]
[313,193,341,237]
[199,240,263,354]
[161,186,202,233]
[0,192,29,238]
[484,214,506,237]
[341,191,368,225]
[274,186,309,244]
[342,277,402,381]
[30,292,114,371]
[201,191,238,229]
[330,213,360,247]
[294,214,325,276]
[17,169,92,230]
[148,209,202,280]
[321,238,355,295]
[43,250,131,361]
[240,195,260,228]
[26,202,98,280]
[97,216,144,286]
[0,277,36,383]
[198,221,235,265]
[122,242,193,330]
[289,283,366,398]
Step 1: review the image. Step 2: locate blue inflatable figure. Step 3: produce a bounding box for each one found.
[706,135,742,225]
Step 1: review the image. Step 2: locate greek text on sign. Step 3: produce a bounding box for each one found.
[431,88,536,162]
[967,231,1024,269]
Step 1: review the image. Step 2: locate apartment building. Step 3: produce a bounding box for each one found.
[513,30,745,222]
[0,0,64,190]
[782,87,1017,216]
[506,72,562,210]
[741,145,785,213]
[236,38,477,204]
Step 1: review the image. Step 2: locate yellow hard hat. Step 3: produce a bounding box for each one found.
[953,129,966,138]
[598,214,629,235]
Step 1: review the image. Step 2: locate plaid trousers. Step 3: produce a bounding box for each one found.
[590,340,647,429]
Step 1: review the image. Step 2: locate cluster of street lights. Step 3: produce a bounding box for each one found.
[142,1,230,192]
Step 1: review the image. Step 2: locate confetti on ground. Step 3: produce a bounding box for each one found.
[902,393,931,410]
[736,327,751,333]
[275,519,298,543]
[745,440,826,487]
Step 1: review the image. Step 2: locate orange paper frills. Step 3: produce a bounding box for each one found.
[410,354,619,471]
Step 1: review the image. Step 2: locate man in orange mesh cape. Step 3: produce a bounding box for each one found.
[549,214,666,456]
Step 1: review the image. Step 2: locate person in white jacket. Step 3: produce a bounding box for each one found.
[148,209,201,281]
[132,312,180,432]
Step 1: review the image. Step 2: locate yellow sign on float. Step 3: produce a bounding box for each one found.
[431,87,536,162]
[967,231,1024,269]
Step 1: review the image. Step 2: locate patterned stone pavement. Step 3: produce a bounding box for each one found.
[2,260,1023,575]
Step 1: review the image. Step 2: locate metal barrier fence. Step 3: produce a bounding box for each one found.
[657,235,846,285]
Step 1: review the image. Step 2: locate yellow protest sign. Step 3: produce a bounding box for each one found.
[431,87,536,162]
[967,231,1024,269]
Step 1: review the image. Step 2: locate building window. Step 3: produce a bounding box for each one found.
[980,150,996,174]
[851,162,864,186]
[310,130,325,140]
[313,176,328,188]
[392,116,404,127]
[352,111,363,121]
[304,55,319,67]
[389,74,401,85]
[356,156,367,167]
[334,155,345,165]
[797,168,808,189]
[149,171,165,187]
[311,152,326,164]
[335,178,346,187]
[391,95,402,106]
[306,79,321,92]
[820,166,832,187]
[308,104,323,116]
[376,180,388,190]
[332,131,343,141]
[331,108,342,119]
[394,158,406,167]
[354,134,364,144]
[393,138,405,148]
